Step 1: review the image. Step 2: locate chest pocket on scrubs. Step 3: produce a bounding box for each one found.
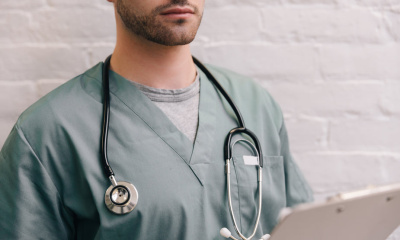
[231,156,286,235]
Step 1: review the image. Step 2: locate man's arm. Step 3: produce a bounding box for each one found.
[0,125,74,239]
[279,121,314,207]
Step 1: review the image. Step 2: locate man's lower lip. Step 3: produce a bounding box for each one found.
[161,13,193,19]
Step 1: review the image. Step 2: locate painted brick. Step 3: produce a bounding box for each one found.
[260,8,387,43]
[237,0,283,6]
[285,117,328,152]
[0,0,45,9]
[46,0,97,7]
[379,80,400,116]
[320,44,400,80]
[205,44,318,80]
[384,10,400,41]
[0,12,34,45]
[205,0,238,8]
[286,0,338,5]
[348,0,400,8]
[30,8,116,43]
[199,7,262,42]
[0,47,89,81]
[330,119,400,152]
[294,152,400,194]
[264,82,384,117]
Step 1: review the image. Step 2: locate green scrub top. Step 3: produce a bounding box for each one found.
[0,62,313,240]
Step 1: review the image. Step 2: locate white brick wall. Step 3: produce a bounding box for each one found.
[1,0,399,238]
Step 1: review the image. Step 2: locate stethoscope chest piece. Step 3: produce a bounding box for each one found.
[105,181,138,215]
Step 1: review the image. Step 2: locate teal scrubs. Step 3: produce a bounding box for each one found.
[0,62,313,239]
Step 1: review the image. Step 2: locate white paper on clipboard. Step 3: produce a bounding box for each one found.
[269,183,400,240]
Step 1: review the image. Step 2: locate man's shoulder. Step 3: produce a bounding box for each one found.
[17,63,103,134]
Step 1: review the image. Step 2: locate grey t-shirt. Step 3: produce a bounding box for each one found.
[130,73,200,142]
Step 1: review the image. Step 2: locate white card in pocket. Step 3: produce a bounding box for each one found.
[243,156,259,166]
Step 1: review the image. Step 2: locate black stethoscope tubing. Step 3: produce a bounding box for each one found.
[100,54,263,181]
[101,55,113,178]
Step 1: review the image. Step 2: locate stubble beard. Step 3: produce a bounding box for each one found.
[116,0,203,46]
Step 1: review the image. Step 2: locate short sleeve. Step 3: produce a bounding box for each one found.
[279,121,314,207]
[0,125,74,239]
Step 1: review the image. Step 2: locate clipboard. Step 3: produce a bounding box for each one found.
[269,183,400,240]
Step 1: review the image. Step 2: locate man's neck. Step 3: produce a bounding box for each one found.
[110,30,197,90]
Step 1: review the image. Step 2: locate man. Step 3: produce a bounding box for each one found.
[0,0,313,239]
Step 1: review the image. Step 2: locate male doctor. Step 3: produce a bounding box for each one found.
[0,0,313,239]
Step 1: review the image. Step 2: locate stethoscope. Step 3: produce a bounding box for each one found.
[101,55,264,240]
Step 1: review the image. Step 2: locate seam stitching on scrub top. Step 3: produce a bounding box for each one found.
[14,124,71,221]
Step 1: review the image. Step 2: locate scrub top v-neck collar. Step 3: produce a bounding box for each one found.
[106,67,218,185]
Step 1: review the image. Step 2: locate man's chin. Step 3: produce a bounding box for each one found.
[146,29,198,46]
[152,37,196,46]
